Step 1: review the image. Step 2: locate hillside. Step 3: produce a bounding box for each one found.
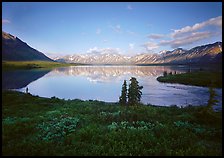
[2,31,53,61]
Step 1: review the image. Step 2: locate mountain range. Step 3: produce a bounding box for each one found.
[2,31,222,65]
[2,31,52,61]
[55,42,222,65]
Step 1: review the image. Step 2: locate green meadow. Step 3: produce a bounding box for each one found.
[157,71,222,88]
[2,90,222,156]
[2,61,77,70]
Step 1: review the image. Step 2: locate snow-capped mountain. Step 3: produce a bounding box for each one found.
[162,42,222,64]
[57,52,130,64]
[55,42,222,65]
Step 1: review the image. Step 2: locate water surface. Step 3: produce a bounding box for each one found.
[3,65,222,108]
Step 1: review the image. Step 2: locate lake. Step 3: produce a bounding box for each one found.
[2,65,222,108]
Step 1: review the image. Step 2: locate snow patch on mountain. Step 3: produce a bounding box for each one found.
[54,42,222,64]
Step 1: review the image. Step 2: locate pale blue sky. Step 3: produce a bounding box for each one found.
[2,2,222,57]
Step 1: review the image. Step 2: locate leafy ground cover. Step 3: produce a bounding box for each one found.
[2,90,222,156]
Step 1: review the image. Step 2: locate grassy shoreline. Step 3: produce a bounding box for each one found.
[157,71,222,88]
[2,61,77,70]
[2,90,222,156]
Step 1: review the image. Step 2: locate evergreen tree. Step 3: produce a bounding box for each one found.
[128,77,143,106]
[163,71,167,77]
[119,80,127,106]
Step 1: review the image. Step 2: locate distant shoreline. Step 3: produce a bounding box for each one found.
[2,60,77,70]
[2,60,222,71]
[157,71,222,88]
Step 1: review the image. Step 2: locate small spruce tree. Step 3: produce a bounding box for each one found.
[163,71,167,77]
[128,77,143,106]
[119,80,127,106]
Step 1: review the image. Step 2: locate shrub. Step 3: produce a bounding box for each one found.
[107,121,155,131]
[37,114,79,142]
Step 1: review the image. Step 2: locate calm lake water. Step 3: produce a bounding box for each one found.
[2,65,222,108]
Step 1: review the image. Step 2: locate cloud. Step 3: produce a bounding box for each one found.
[126,30,137,36]
[110,24,122,33]
[127,5,133,10]
[142,16,222,50]
[148,34,165,39]
[160,31,214,48]
[101,48,121,54]
[96,28,101,34]
[86,47,121,54]
[2,19,10,24]
[103,39,108,43]
[87,47,98,54]
[114,25,121,32]
[171,16,222,38]
[146,23,153,28]
[129,43,135,49]
[142,42,159,51]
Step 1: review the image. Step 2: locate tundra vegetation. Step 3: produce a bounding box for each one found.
[2,61,77,70]
[2,89,222,156]
[157,71,222,88]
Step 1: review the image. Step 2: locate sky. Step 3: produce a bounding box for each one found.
[2,2,222,57]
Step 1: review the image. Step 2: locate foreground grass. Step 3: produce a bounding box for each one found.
[2,61,77,70]
[2,90,222,156]
[157,71,222,88]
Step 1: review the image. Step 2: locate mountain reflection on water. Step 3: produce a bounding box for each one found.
[44,65,187,83]
[5,65,222,108]
[2,69,50,89]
